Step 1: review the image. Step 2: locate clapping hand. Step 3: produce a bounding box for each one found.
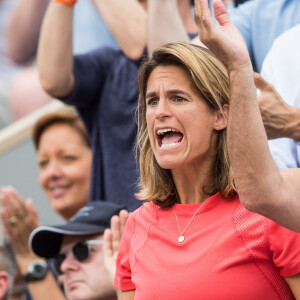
[0,186,40,256]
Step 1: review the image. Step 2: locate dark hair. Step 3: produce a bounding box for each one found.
[33,110,90,150]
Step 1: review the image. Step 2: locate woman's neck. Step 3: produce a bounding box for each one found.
[172,159,215,205]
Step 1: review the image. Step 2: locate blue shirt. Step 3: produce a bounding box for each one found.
[62,47,142,211]
[231,0,300,72]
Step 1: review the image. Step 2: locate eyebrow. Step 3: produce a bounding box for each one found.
[145,89,192,99]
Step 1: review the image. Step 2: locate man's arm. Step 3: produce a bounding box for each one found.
[147,0,190,55]
[94,0,147,60]
[254,73,300,141]
[195,0,300,232]
[5,0,49,64]
[37,1,74,98]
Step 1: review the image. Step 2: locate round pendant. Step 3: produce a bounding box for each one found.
[178,235,184,243]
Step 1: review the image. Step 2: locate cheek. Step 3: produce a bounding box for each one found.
[146,112,155,145]
[69,163,91,185]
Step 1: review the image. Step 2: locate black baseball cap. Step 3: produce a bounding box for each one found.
[29,202,125,258]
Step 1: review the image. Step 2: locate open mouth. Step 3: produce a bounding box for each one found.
[156,128,183,148]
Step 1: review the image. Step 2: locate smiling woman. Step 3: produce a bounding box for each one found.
[0,110,92,300]
[33,111,92,220]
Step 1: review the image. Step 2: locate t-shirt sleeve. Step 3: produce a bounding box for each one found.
[268,220,300,277]
[114,213,136,291]
[59,47,118,108]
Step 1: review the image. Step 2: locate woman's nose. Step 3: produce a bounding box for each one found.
[43,160,63,180]
[155,98,172,119]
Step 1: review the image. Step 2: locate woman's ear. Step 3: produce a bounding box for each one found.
[213,104,229,131]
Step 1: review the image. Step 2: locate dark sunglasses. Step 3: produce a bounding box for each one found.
[53,240,103,275]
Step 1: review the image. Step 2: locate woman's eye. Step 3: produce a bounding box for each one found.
[174,96,186,103]
[39,160,48,168]
[147,98,159,107]
[63,155,77,161]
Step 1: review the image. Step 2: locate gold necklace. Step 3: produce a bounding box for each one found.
[174,202,204,243]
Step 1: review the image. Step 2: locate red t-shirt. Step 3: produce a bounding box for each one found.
[114,193,300,300]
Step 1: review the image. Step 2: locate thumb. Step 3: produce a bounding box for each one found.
[254,72,271,91]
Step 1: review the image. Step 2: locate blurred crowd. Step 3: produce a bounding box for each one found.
[0,0,299,299]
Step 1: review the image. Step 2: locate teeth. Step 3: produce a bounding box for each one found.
[161,142,181,148]
[157,128,178,135]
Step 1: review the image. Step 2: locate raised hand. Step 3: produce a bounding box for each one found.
[103,209,129,285]
[0,186,40,256]
[194,0,250,71]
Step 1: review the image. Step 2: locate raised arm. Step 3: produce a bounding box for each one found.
[5,0,49,64]
[94,0,147,60]
[37,1,74,98]
[195,0,300,232]
[147,0,190,55]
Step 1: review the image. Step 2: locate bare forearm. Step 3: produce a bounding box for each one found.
[228,67,280,206]
[227,68,300,230]
[148,0,189,55]
[5,0,49,64]
[37,1,74,98]
[94,0,146,60]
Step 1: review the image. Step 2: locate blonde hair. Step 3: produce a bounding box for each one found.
[136,43,235,208]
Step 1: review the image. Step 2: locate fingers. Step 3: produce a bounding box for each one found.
[0,186,28,220]
[254,72,268,90]
[213,0,231,26]
[25,198,40,226]
[108,210,129,256]
[119,210,129,236]
[103,228,113,257]
[110,215,121,255]
[194,0,214,34]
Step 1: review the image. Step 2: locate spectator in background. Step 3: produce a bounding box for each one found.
[234,0,249,6]
[229,0,300,72]
[0,0,22,129]
[29,201,128,300]
[256,24,300,170]
[0,233,16,300]
[196,0,300,233]
[4,0,118,121]
[0,109,92,300]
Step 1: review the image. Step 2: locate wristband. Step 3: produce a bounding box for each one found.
[53,0,77,6]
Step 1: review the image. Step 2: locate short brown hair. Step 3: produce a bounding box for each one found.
[33,110,90,150]
[136,42,235,208]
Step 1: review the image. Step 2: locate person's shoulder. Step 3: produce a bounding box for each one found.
[129,201,158,224]
[131,201,158,215]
